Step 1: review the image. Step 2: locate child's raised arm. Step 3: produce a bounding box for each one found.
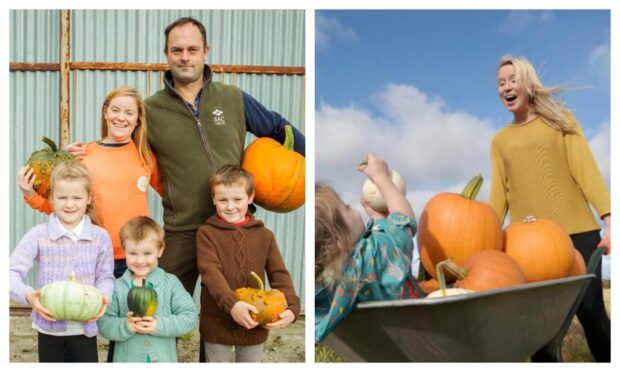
[359,153,415,219]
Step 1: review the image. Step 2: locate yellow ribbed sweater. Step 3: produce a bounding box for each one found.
[489,112,610,234]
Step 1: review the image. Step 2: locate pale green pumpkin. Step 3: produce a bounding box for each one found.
[40,274,103,321]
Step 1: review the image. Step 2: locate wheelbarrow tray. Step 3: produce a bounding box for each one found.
[323,274,595,362]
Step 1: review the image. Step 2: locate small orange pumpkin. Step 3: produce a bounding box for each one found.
[235,271,288,325]
[418,175,503,280]
[570,248,586,276]
[437,250,526,292]
[241,125,305,213]
[503,216,575,282]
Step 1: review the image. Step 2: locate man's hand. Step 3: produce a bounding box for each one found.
[64,142,87,159]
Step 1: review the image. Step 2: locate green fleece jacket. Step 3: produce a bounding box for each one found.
[146,66,246,231]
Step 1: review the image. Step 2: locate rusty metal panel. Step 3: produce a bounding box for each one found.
[10,9,306,307]
[9,9,60,63]
[9,71,61,286]
[71,9,305,67]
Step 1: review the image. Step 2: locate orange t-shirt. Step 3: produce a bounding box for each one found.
[25,141,162,259]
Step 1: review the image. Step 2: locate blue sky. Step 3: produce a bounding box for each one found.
[315,10,611,274]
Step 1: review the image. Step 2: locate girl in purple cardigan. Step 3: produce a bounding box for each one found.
[9,160,114,362]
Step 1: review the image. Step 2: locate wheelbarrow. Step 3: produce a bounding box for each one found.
[322,247,605,362]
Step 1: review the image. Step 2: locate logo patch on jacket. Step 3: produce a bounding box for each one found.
[212,108,226,126]
[137,176,149,192]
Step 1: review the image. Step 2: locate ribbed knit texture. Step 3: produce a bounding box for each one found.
[489,112,610,234]
[196,214,300,346]
[9,214,115,337]
[98,267,198,362]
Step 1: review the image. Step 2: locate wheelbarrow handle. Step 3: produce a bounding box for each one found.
[534,245,606,362]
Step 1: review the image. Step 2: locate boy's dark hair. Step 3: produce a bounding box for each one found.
[164,16,208,52]
[209,165,255,197]
[119,216,165,249]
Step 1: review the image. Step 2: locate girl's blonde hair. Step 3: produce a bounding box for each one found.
[100,86,155,170]
[50,160,101,226]
[315,183,354,288]
[497,55,575,134]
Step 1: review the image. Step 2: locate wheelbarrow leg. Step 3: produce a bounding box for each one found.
[531,247,605,362]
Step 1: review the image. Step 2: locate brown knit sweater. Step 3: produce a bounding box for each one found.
[196,214,300,345]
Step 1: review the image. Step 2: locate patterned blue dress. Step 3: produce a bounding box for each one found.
[315,212,423,343]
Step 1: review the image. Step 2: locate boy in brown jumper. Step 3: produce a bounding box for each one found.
[196,165,300,362]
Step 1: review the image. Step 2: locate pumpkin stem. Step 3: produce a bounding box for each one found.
[142,278,147,288]
[283,125,294,151]
[440,258,468,280]
[435,262,448,297]
[68,272,77,281]
[358,160,368,167]
[41,136,58,152]
[460,174,483,200]
[524,215,537,223]
[250,271,265,291]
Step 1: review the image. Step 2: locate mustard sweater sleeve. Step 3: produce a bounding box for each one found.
[563,113,611,218]
[489,136,508,225]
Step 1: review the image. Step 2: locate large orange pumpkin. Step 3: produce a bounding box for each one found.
[503,216,575,282]
[235,272,288,325]
[241,125,305,213]
[437,250,526,292]
[569,248,586,276]
[418,175,503,280]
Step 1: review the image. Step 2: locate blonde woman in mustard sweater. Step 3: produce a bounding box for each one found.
[490,55,610,362]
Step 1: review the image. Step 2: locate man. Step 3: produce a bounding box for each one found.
[145,16,305,296]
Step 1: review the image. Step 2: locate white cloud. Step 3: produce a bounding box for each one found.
[315,13,358,51]
[588,45,611,82]
[589,120,610,186]
[499,10,555,35]
[316,83,497,218]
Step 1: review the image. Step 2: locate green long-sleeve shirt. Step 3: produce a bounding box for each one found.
[489,111,610,234]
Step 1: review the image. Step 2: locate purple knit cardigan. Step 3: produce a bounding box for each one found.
[9,214,115,337]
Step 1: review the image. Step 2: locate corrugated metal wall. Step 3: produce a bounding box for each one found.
[9,9,305,306]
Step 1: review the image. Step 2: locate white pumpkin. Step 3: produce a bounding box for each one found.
[426,288,475,298]
[362,169,407,213]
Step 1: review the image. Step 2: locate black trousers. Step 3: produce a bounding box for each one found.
[532,230,611,362]
[38,332,98,362]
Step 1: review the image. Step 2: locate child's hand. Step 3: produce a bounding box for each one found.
[134,316,158,334]
[26,290,56,322]
[360,196,388,220]
[17,166,37,198]
[263,309,294,330]
[64,141,87,159]
[230,301,259,330]
[358,153,390,184]
[87,295,110,322]
[126,311,143,333]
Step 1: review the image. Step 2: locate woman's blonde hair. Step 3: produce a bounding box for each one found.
[497,55,575,134]
[50,160,101,226]
[100,86,155,170]
[315,183,354,288]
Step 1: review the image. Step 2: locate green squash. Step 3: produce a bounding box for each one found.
[127,279,158,317]
[40,273,103,321]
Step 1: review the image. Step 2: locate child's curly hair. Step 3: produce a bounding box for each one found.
[315,183,354,288]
